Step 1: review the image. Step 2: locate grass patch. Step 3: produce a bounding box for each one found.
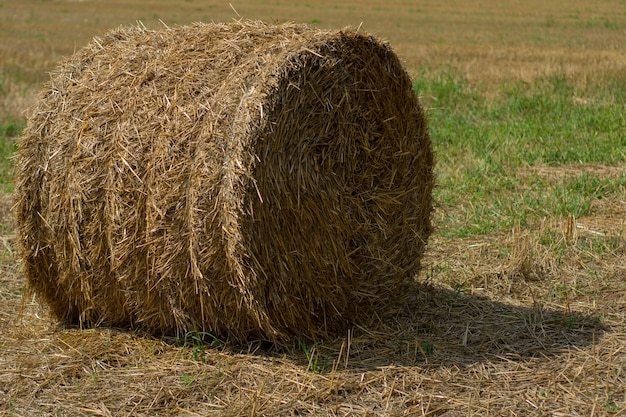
[297,338,329,373]
[414,71,626,238]
[1,71,624,232]
[0,117,22,193]
[179,329,223,362]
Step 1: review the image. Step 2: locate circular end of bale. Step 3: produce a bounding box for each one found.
[14,21,434,343]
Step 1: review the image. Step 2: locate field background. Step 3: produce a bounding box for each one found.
[1,0,625,416]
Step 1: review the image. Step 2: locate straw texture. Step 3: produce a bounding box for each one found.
[14,20,433,343]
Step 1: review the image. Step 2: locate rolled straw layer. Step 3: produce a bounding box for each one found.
[15,21,434,342]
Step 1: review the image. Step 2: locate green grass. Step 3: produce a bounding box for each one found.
[0,71,624,239]
[179,329,222,362]
[0,117,21,193]
[414,71,626,238]
[297,338,328,373]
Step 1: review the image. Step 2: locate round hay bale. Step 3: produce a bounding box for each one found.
[14,20,434,343]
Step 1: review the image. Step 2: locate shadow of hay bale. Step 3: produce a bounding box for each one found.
[14,21,434,344]
[272,283,607,371]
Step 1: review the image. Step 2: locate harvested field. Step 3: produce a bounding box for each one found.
[1,1,625,416]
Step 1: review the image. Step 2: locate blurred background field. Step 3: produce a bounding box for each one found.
[1,1,625,415]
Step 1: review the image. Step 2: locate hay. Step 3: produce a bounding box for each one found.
[14,20,434,343]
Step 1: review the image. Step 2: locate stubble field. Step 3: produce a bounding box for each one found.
[1,0,625,415]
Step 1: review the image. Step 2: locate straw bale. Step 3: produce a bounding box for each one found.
[14,20,434,343]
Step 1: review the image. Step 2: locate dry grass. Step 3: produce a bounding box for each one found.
[2,0,626,416]
[2,0,626,89]
[2,189,625,415]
